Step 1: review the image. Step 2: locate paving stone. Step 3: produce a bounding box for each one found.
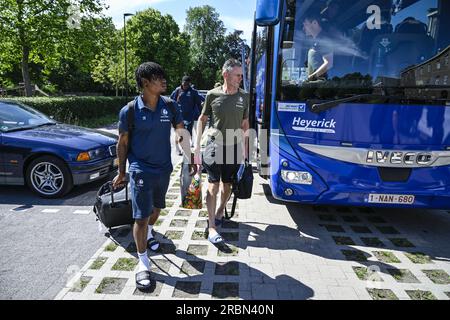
[321,224,346,233]
[133,280,165,297]
[376,226,400,234]
[367,288,398,300]
[221,232,239,242]
[170,219,188,228]
[360,237,386,248]
[172,281,201,298]
[212,282,239,299]
[150,259,171,274]
[187,244,208,256]
[95,277,128,294]
[350,226,372,234]
[215,261,239,276]
[222,220,239,229]
[387,268,420,283]
[422,270,450,284]
[405,290,437,300]
[180,260,205,276]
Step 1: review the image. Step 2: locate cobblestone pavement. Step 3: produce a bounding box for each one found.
[55,162,450,300]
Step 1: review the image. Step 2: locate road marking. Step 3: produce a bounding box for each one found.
[42,209,60,213]
[73,210,90,215]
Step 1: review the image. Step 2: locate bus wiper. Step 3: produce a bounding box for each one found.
[310,94,390,113]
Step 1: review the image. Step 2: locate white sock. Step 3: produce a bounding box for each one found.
[147,225,154,240]
[137,251,150,286]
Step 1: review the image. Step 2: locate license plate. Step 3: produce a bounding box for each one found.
[368,194,415,205]
[113,158,119,167]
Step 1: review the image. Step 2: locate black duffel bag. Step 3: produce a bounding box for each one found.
[93,181,134,229]
[225,162,254,219]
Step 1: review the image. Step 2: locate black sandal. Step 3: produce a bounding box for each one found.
[147,238,160,252]
[135,270,152,290]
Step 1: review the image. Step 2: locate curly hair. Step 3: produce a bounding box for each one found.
[135,62,166,89]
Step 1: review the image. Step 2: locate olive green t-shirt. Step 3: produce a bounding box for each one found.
[201,86,249,144]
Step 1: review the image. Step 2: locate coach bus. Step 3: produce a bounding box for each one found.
[249,0,450,208]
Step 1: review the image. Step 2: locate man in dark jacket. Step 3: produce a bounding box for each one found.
[171,75,204,153]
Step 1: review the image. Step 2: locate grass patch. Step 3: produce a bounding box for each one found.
[389,238,415,248]
[361,237,385,248]
[199,210,209,217]
[70,276,92,292]
[341,250,368,261]
[104,243,118,252]
[352,266,383,281]
[422,270,450,284]
[404,252,433,264]
[191,230,207,240]
[387,269,420,283]
[111,258,138,271]
[332,236,355,245]
[367,288,398,300]
[373,251,401,263]
[406,290,437,300]
[95,277,127,294]
[218,244,239,257]
[164,230,184,240]
[89,257,107,270]
[160,209,169,216]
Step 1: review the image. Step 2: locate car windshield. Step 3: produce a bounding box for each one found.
[0,102,56,132]
[279,0,450,102]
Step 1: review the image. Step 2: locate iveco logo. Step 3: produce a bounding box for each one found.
[366,151,433,166]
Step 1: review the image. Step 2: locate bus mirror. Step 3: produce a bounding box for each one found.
[255,0,281,26]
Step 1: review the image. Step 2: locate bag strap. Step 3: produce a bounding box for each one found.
[126,100,135,148]
[160,96,178,128]
[224,194,238,220]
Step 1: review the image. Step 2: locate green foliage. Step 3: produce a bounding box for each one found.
[3,96,128,126]
[126,9,191,92]
[185,5,226,89]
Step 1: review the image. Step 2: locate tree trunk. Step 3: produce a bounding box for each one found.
[21,45,33,97]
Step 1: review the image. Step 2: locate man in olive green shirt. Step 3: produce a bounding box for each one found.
[194,59,249,244]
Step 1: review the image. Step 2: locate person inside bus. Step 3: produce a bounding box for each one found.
[302,10,334,82]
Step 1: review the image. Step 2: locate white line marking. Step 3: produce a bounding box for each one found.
[42,209,60,213]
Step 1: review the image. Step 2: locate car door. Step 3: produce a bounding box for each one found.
[0,131,6,184]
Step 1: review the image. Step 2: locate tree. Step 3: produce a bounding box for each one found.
[222,30,250,61]
[0,0,105,96]
[184,5,226,89]
[125,8,190,92]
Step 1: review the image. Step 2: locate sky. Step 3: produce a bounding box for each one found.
[102,0,257,44]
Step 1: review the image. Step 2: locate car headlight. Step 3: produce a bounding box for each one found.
[76,148,102,161]
[281,170,313,185]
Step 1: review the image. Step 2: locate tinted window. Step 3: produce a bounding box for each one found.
[279,0,450,102]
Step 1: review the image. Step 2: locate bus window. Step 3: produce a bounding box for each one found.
[278,0,450,103]
[256,26,268,125]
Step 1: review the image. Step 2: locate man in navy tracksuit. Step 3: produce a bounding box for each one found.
[113,62,189,291]
[171,75,204,153]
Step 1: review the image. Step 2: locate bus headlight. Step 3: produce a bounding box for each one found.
[281,170,313,185]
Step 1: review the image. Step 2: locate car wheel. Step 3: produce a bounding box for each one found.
[26,155,73,198]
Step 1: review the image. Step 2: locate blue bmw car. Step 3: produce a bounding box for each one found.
[0,101,118,198]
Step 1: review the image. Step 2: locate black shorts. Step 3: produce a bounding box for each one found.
[202,137,241,184]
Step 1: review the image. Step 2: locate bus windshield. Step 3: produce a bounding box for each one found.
[279,0,450,103]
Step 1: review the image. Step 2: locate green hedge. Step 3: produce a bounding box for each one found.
[3,96,130,127]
